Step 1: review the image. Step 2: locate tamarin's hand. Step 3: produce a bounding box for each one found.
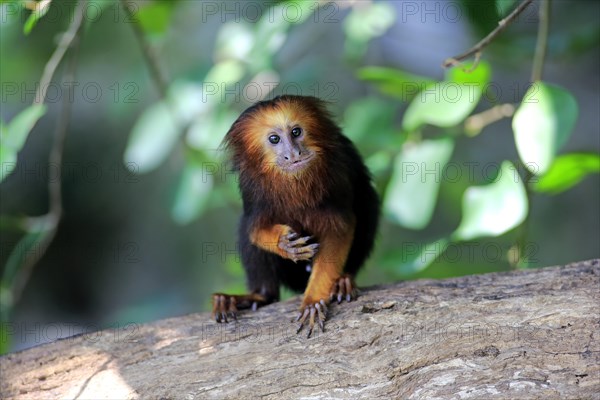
[211,95,380,337]
[278,228,319,263]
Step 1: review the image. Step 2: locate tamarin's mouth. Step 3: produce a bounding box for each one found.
[283,154,314,172]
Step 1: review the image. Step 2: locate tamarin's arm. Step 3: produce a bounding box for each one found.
[249,224,319,262]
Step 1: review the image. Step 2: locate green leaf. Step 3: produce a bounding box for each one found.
[401,61,490,132]
[534,153,600,194]
[2,231,47,289]
[343,2,395,59]
[0,146,17,183]
[356,67,435,101]
[136,0,175,36]
[0,104,46,182]
[0,215,28,232]
[513,82,578,175]
[342,97,396,143]
[402,81,484,131]
[384,138,454,229]
[124,102,180,173]
[187,108,237,151]
[453,161,528,240]
[496,0,518,16]
[446,61,491,87]
[215,22,255,62]
[23,0,53,35]
[171,162,213,225]
[3,104,47,151]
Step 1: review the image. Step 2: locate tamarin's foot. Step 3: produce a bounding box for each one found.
[329,274,358,304]
[278,229,319,262]
[295,299,328,338]
[212,293,266,323]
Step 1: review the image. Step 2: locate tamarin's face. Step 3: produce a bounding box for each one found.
[241,99,324,174]
[264,124,314,173]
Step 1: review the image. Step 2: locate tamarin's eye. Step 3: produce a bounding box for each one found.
[291,127,302,137]
[268,134,280,144]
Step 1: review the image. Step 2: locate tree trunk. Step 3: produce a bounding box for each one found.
[1,259,599,399]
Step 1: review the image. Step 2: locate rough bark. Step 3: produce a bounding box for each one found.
[1,259,599,399]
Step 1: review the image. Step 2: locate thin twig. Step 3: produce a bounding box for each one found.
[443,0,534,68]
[464,103,515,136]
[119,0,170,98]
[34,0,86,104]
[531,0,551,81]
[7,0,85,315]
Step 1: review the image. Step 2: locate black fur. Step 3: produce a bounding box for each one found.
[228,95,379,303]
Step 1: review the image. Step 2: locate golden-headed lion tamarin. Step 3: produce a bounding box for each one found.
[212,95,379,337]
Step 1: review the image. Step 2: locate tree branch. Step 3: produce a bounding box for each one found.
[6,0,86,317]
[34,0,86,105]
[2,260,598,398]
[442,0,534,68]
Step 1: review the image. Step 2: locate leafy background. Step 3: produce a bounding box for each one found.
[0,0,598,353]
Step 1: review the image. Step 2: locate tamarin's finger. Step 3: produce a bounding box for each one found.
[284,232,299,240]
[287,235,313,246]
[307,307,316,338]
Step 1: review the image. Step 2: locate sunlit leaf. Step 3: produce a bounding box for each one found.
[402,83,482,131]
[356,66,435,101]
[124,102,180,173]
[215,22,255,61]
[136,0,175,36]
[534,153,600,194]
[453,161,528,240]
[167,81,209,124]
[344,2,395,59]
[496,0,518,16]
[513,82,578,175]
[344,2,395,42]
[171,162,213,225]
[402,61,489,132]
[343,97,396,143]
[0,104,46,182]
[365,151,392,177]
[23,0,52,35]
[2,231,47,288]
[3,104,47,151]
[204,60,245,87]
[446,61,491,87]
[384,138,454,229]
[0,146,17,182]
[187,108,237,151]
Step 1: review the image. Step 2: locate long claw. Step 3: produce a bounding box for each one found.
[285,232,299,240]
[296,299,328,337]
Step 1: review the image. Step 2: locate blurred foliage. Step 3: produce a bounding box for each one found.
[1,0,599,353]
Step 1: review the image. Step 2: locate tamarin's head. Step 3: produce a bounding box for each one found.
[223,95,339,176]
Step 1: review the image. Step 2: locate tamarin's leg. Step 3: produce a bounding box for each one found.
[213,219,293,323]
[212,293,267,323]
[296,225,355,337]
